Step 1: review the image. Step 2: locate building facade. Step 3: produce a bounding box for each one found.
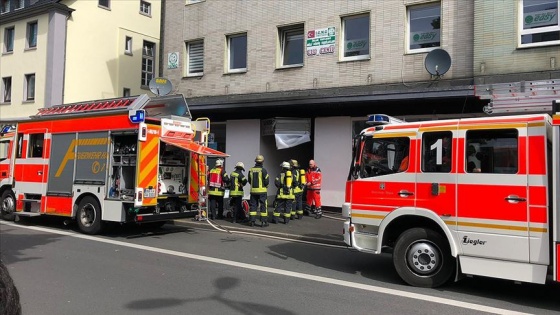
[162,0,484,208]
[0,0,161,119]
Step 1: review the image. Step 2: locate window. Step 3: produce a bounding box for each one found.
[2,77,11,103]
[4,27,14,53]
[520,0,560,46]
[27,21,37,49]
[25,73,35,101]
[422,131,452,173]
[341,14,370,60]
[0,138,9,160]
[99,0,110,9]
[359,136,410,178]
[28,134,44,158]
[186,40,204,76]
[15,134,22,158]
[278,25,304,67]
[14,0,23,10]
[140,1,151,15]
[125,36,132,55]
[1,0,9,13]
[141,41,155,86]
[227,33,247,72]
[408,2,441,52]
[465,129,518,174]
[123,88,130,97]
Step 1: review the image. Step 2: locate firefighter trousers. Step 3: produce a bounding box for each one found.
[249,193,268,223]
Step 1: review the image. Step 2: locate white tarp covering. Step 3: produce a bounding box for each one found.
[275,133,311,149]
[262,118,312,149]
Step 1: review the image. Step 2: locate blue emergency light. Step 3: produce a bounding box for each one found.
[129,109,145,123]
[1,125,14,133]
[366,114,405,126]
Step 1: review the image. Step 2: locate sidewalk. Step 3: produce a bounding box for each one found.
[173,210,346,246]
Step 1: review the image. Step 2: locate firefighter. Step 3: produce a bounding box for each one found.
[248,154,270,227]
[274,161,295,224]
[290,159,306,219]
[207,159,229,220]
[229,161,248,223]
[305,159,322,219]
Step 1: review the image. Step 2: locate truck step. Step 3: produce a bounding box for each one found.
[21,199,41,203]
[17,212,42,217]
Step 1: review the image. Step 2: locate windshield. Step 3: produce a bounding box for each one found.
[356,135,410,178]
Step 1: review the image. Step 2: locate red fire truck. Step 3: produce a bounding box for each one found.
[0,94,227,234]
[343,111,560,288]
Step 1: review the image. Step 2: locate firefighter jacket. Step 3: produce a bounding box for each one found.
[208,166,228,196]
[306,166,322,190]
[293,167,306,194]
[229,169,247,197]
[248,163,269,194]
[275,170,295,199]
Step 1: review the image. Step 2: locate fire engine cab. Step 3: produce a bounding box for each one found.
[343,109,560,288]
[0,94,227,234]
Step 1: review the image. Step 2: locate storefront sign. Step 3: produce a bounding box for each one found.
[411,30,440,45]
[306,27,336,56]
[524,8,558,28]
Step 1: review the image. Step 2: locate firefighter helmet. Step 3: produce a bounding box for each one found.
[290,159,299,167]
[235,161,245,170]
[216,159,224,167]
[255,155,264,163]
[281,161,290,169]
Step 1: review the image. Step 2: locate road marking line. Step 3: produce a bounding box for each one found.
[1,221,532,315]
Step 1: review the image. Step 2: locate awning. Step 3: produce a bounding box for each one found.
[160,138,229,157]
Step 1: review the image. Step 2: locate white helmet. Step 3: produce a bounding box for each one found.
[281,161,290,169]
[215,159,224,167]
[235,161,245,170]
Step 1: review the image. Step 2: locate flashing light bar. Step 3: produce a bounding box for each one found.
[366,114,405,126]
[1,125,15,134]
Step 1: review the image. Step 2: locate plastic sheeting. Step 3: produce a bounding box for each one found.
[274,133,311,149]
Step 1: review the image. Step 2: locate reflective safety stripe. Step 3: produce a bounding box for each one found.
[209,168,223,188]
[249,167,267,193]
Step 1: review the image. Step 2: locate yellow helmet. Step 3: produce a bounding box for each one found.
[255,154,264,163]
[290,159,299,167]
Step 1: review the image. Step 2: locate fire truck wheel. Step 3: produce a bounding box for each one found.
[393,228,454,288]
[76,196,103,235]
[0,190,16,221]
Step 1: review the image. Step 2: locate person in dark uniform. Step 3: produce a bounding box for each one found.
[248,155,269,227]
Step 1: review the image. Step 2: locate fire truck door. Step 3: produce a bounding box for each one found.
[349,134,415,224]
[15,131,48,197]
[456,126,529,263]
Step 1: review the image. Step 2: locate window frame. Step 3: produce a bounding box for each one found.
[28,133,44,158]
[4,26,14,53]
[340,13,370,62]
[226,33,247,73]
[518,0,560,47]
[186,40,204,77]
[141,41,155,87]
[465,129,519,174]
[1,0,10,14]
[26,21,38,49]
[278,24,305,68]
[14,0,23,10]
[24,73,35,101]
[125,36,133,55]
[421,131,453,173]
[406,2,441,53]
[140,0,151,16]
[2,76,11,103]
[99,0,110,9]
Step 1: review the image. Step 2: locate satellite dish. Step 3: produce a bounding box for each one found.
[149,77,173,96]
[424,49,451,76]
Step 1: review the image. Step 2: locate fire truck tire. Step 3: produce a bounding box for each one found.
[76,196,103,235]
[393,227,454,288]
[0,190,16,221]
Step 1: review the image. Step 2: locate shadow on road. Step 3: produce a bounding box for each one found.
[124,276,295,314]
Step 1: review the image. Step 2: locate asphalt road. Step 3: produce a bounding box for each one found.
[1,219,560,315]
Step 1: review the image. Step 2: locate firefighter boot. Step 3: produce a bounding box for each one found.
[315,207,322,219]
[304,205,311,216]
